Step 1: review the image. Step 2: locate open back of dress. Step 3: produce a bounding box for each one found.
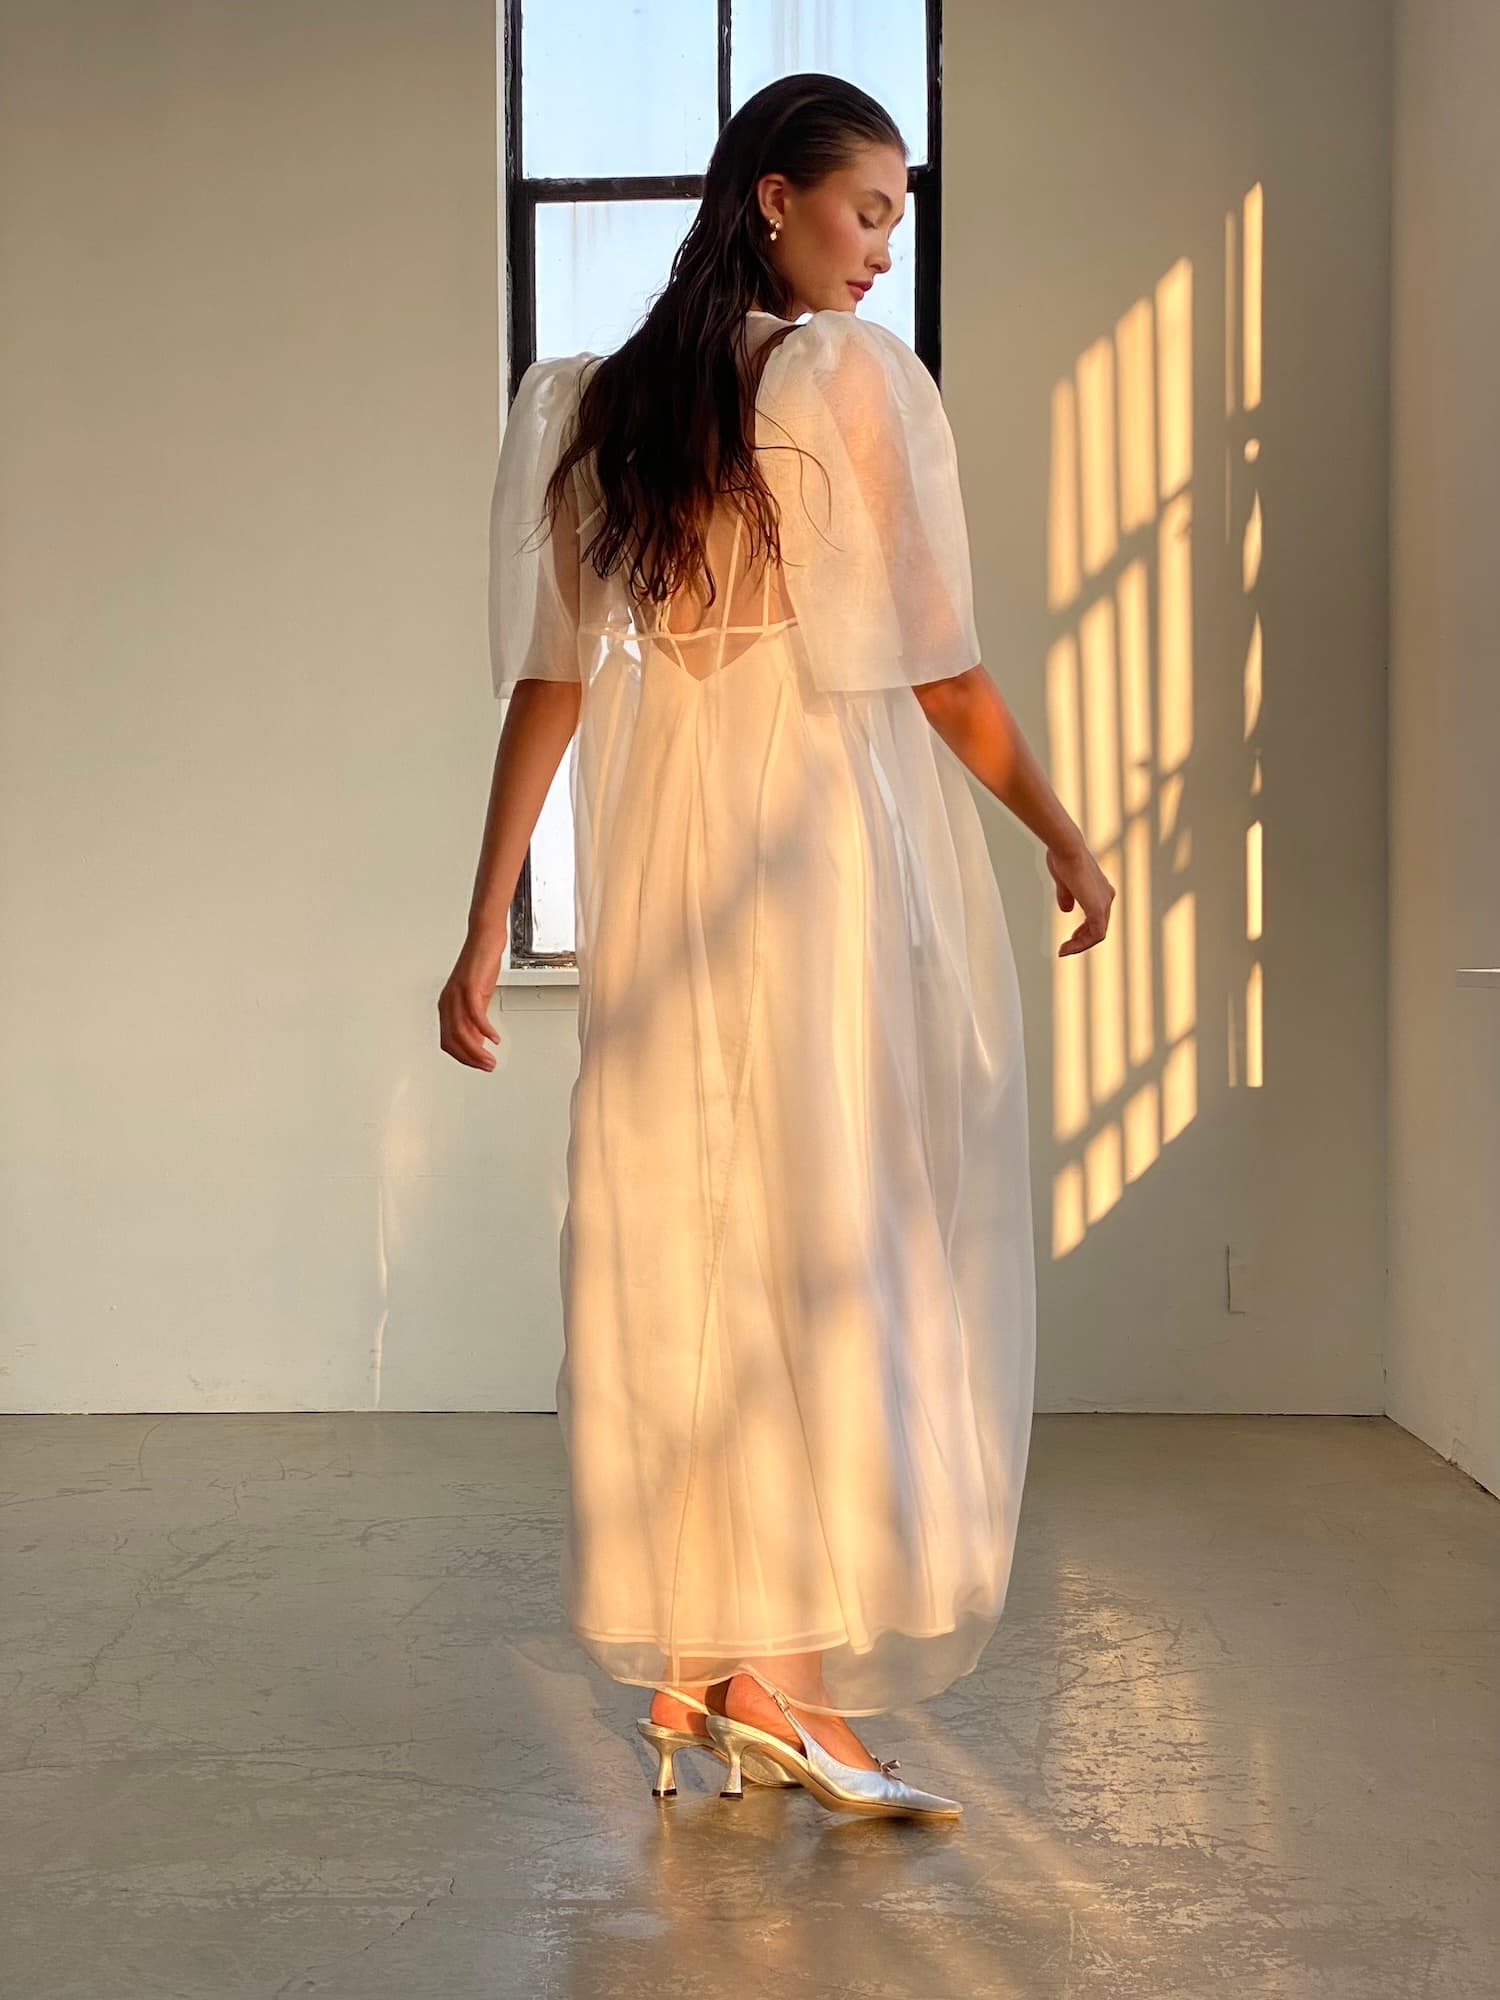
[637,504,799,681]
[615,311,801,685]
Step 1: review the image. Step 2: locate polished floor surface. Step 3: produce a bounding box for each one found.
[3,1411,1496,1998]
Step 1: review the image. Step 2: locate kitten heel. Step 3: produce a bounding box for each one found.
[717,1731,745,1800]
[635,1718,693,1798]
[634,1690,800,1801]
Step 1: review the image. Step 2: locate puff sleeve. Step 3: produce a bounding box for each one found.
[756,314,982,694]
[487,356,589,700]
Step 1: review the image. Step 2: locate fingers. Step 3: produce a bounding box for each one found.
[463,985,499,1047]
[442,1019,497,1069]
[438,983,501,1070]
[1058,895,1114,956]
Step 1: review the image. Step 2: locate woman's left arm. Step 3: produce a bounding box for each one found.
[913,666,1116,957]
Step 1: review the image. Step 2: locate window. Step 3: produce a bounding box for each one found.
[500,0,945,969]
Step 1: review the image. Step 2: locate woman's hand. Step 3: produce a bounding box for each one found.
[438,932,504,1071]
[1047,839,1116,957]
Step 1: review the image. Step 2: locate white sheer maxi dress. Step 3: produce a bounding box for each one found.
[488,308,1036,1718]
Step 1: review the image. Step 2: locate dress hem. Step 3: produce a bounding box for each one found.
[569,1606,1000,1659]
[572,1613,996,1651]
[574,1637,995,1721]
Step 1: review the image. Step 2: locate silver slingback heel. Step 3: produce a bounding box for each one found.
[705,1685,963,1819]
[635,1688,800,1797]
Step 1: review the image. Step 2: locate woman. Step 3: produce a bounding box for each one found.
[440,74,1114,1821]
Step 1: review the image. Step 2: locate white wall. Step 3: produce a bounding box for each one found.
[944,0,1393,1413]
[9,4,1478,1462]
[1387,0,1500,1497]
[0,2,575,1412]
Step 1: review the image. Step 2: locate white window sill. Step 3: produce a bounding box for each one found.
[498,959,579,990]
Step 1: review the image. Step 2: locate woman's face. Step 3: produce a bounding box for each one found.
[757,142,908,319]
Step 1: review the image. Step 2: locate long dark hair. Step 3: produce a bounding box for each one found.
[540,73,907,613]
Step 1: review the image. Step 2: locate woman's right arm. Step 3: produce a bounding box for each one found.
[438,679,581,1071]
[447,354,588,1070]
[913,665,1116,958]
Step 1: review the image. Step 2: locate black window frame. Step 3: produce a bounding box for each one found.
[501,0,945,969]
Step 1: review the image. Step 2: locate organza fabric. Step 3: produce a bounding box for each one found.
[487,309,1036,1717]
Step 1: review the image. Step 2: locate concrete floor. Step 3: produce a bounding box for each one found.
[2,1412,1496,1999]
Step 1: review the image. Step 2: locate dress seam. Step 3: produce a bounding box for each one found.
[659,671,792,1679]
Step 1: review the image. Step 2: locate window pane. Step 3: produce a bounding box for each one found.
[536,198,699,357]
[522,0,718,179]
[730,0,929,165]
[859,187,916,350]
[529,753,575,955]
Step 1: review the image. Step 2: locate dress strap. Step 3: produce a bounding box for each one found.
[646,593,691,677]
[713,514,743,679]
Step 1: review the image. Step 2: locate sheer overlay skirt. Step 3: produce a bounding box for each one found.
[554,627,1036,1718]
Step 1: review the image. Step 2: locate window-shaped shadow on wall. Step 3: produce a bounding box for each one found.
[1046,183,1265,1260]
